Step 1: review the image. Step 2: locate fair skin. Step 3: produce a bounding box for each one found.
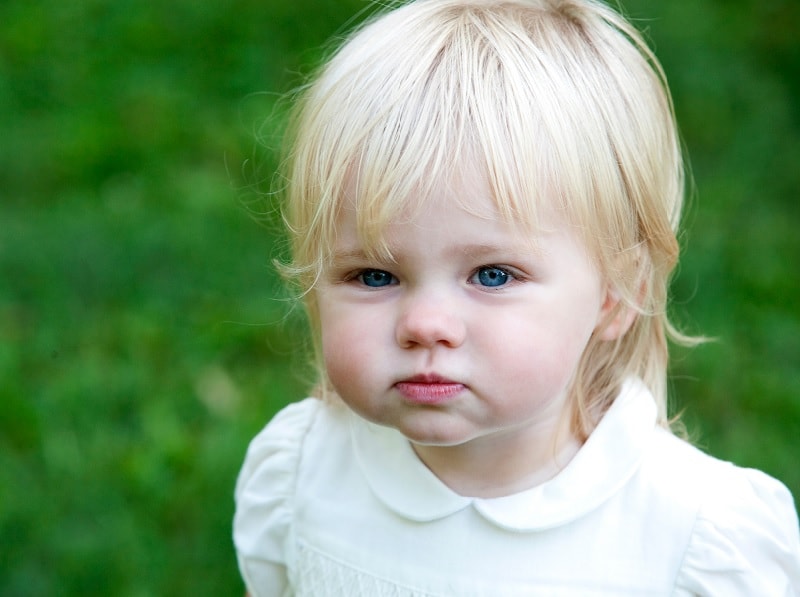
[316,169,627,498]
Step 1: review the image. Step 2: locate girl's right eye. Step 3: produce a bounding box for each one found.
[356,269,396,288]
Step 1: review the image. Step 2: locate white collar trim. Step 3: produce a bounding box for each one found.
[351,378,658,531]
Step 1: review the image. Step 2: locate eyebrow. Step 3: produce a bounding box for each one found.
[463,242,549,264]
[458,243,525,258]
[330,248,376,262]
[328,248,399,269]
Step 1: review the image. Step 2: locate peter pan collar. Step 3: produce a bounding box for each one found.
[351,378,657,531]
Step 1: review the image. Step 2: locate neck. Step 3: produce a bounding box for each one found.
[411,419,582,499]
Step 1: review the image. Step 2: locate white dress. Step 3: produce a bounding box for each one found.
[233,380,800,596]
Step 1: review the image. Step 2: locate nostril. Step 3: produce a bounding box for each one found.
[395,306,466,349]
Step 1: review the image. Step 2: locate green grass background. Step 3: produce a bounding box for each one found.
[1,0,798,593]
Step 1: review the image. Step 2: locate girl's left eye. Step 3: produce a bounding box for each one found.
[471,266,511,288]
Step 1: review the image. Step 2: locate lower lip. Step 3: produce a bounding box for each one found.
[394,382,465,405]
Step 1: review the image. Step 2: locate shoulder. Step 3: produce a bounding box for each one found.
[233,398,350,595]
[234,397,350,519]
[643,430,800,595]
[236,397,343,475]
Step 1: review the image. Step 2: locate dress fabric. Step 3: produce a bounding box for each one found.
[233,380,800,596]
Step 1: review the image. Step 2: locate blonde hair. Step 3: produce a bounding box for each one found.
[279,0,697,439]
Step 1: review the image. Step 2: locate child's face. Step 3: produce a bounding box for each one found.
[316,168,614,479]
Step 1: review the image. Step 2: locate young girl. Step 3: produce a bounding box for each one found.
[234,0,800,594]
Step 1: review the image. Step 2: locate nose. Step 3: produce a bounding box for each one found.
[395,294,466,349]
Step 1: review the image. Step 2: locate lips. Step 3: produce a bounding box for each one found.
[394,374,465,405]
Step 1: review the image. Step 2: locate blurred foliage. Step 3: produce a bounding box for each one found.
[0,0,797,593]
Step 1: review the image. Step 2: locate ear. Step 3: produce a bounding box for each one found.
[596,287,639,341]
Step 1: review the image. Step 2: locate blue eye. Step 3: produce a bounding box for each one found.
[359,269,395,288]
[473,266,510,288]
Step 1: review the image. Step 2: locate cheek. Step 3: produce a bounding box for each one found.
[490,303,597,385]
[321,319,354,383]
[319,305,384,395]
[324,350,358,395]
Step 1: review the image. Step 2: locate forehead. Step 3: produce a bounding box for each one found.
[344,157,502,217]
[336,164,567,257]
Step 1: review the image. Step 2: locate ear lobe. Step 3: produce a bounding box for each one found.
[596,289,638,341]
